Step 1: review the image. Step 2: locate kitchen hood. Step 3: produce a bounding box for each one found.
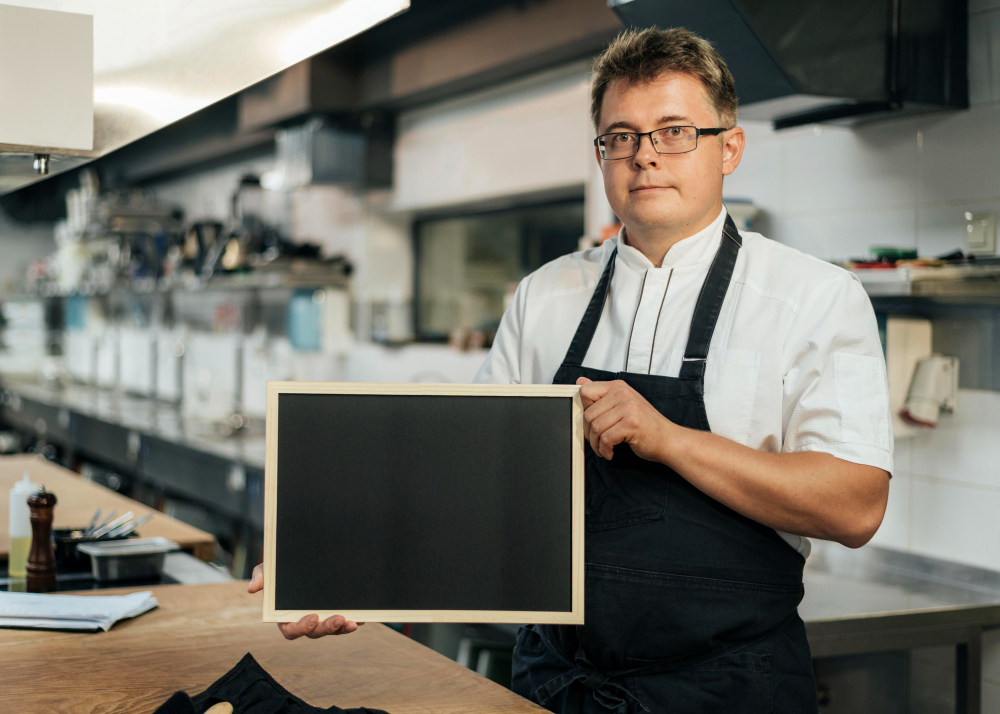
[609,0,968,129]
[0,0,409,196]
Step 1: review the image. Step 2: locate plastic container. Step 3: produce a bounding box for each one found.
[77,537,180,582]
[8,472,40,578]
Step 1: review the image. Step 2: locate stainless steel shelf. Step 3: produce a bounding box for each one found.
[4,265,350,301]
[853,265,1000,303]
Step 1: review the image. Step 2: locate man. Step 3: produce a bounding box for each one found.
[250,26,891,713]
[475,27,891,713]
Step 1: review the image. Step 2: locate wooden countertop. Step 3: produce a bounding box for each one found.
[0,581,545,713]
[0,455,216,562]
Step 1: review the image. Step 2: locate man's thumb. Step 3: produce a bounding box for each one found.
[576,377,592,385]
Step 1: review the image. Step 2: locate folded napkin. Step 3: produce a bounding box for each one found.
[0,590,157,631]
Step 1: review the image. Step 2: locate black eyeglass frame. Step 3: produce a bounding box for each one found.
[593,126,730,159]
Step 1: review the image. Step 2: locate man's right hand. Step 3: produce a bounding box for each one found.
[248,564,365,640]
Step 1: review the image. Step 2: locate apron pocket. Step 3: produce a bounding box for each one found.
[627,651,774,714]
[580,564,803,667]
[585,446,669,530]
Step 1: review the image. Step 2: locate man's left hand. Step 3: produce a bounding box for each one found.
[577,377,676,462]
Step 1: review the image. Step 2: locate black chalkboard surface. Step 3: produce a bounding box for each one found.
[263,382,584,624]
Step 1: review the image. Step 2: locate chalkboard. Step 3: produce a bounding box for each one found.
[262,382,584,624]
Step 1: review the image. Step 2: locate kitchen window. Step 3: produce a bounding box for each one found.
[414,200,584,342]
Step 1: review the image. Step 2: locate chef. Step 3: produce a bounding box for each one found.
[472,27,892,714]
[248,25,891,713]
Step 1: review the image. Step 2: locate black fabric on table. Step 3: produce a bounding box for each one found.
[153,652,390,714]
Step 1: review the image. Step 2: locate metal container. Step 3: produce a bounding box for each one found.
[77,537,180,582]
[53,529,138,572]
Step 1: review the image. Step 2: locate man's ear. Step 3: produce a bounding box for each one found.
[721,126,745,177]
[594,144,603,168]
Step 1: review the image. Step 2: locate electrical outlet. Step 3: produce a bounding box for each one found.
[964,211,996,255]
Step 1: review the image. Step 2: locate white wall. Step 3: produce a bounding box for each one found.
[394,61,593,211]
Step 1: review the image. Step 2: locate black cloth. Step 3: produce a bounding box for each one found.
[153,653,390,714]
[513,215,818,713]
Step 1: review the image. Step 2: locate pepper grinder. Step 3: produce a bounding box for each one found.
[26,487,57,593]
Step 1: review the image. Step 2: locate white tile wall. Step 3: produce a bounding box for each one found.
[721,136,781,211]
[867,472,909,551]
[771,208,918,262]
[917,198,1000,257]
[782,121,919,213]
[919,102,1000,203]
[909,390,1000,489]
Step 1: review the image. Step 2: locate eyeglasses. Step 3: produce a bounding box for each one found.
[594,126,729,160]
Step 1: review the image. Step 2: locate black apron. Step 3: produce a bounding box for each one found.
[512,215,818,713]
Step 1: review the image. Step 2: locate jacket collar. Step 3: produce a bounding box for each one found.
[611,206,727,271]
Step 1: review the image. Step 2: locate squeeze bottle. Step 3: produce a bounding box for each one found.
[8,472,40,577]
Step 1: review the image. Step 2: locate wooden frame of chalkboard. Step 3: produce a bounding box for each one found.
[263,381,584,624]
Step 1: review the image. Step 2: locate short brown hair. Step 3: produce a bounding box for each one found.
[591,27,738,131]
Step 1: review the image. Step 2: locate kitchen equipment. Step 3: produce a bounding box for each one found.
[53,528,138,573]
[90,511,134,539]
[86,509,117,536]
[83,508,101,534]
[612,0,968,129]
[901,354,960,427]
[78,537,180,582]
[104,511,155,539]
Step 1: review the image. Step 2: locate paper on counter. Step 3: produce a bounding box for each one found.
[0,590,158,632]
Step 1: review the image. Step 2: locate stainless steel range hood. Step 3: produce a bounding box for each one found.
[610,0,968,129]
[0,0,409,195]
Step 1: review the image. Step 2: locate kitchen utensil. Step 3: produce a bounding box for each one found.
[90,511,134,539]
[104,511,154,539]
[83,508,101,535]
[87,509,117,536]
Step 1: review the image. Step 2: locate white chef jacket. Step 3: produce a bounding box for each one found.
[474,206,893,558]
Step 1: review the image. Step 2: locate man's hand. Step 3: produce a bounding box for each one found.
[577,376,676,462]
[248,564,364,640]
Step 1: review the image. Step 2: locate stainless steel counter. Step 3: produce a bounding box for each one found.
[804,539,1000,623]
[1,377,266,469]
[804,540,1000,714]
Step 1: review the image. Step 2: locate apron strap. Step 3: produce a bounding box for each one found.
[556,213,743,378]
[534,658,651,714]
[557,246,618,368]
[678,213,743,380]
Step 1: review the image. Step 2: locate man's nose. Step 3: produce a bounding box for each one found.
[631,133,660,168]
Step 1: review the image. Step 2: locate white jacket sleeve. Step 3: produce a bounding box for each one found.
[781,271,893,474]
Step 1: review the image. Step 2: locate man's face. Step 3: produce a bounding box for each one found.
[596,72,744,237]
